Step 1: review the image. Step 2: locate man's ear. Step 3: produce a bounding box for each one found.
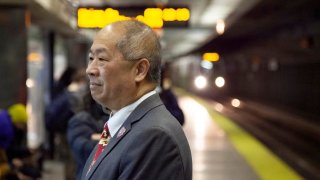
[135,58,150,82]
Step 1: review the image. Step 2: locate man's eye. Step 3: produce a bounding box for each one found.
[99,58,108,61]
[88,56,94,61]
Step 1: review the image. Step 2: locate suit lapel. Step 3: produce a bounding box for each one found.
[85,94,163,179]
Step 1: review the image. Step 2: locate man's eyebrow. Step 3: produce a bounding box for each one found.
[89,48,108,55]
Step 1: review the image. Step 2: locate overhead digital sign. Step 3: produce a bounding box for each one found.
[77,6,190,29]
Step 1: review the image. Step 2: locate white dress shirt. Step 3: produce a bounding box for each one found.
[107,90,156,137]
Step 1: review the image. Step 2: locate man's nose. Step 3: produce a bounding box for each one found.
[86,60,99,77]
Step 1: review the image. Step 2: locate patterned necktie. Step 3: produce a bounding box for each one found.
[87,122,110,174]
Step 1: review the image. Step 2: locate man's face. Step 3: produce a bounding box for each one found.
[86,26,137,110]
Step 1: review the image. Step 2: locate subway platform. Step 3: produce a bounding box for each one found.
[177,89,303,180]
[42,90,303,180]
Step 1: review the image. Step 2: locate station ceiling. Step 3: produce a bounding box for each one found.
[0,0,271,61]
[195,0,320,64]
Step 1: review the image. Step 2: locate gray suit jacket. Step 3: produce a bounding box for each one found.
[81,94,192,180]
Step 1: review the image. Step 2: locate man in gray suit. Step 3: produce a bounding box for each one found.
[82,20,192,180]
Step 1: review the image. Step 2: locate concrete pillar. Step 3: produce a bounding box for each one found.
[0,6,27,108]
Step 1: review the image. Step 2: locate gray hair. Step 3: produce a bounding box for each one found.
[115,20,162,83]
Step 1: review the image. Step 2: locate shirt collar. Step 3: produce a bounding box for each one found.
[107,90,156,137]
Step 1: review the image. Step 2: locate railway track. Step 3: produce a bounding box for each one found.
[206,98,320,179]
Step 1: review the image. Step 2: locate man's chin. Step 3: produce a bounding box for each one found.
[92,97,107,107]
[91,94,102,103]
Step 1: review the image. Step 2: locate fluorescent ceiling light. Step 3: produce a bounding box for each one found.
[200,0,242,26]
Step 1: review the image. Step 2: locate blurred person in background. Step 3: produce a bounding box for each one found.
[67,91,109,180]
[0,107,13,178]
[158,63,185,126]
[52,66,77,99]
[45,68,87,159]
[0,104,41,179]
[45,66,77,159]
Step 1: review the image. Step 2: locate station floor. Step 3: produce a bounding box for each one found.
[42,91,302,180]
[179,96,259,180]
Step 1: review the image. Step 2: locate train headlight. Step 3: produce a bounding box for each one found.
[215,76,225,88]
[194,75,207,89]
[231,98,241,107]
